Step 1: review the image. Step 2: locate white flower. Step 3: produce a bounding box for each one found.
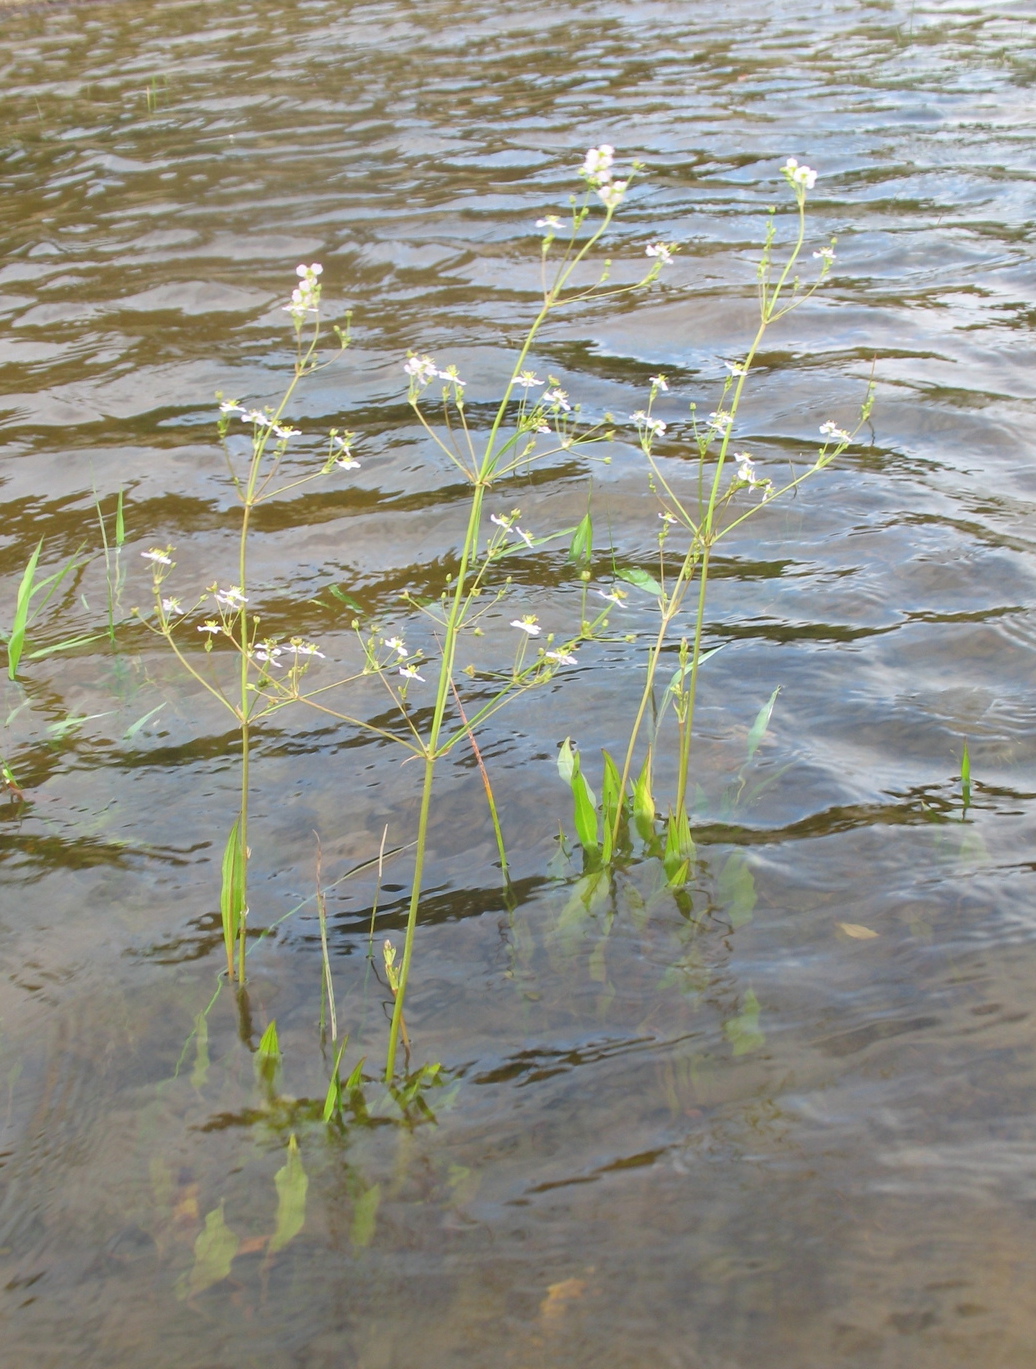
[215,585,247,610]
[813,246,836,262]
[490,513,514,530]
[658,511,677,524]
[596,180,628,209]
[160,597,181,614]
[536,215,563,230]
[141,548,173,565]
[511,616,541,636]
[198,620,221,634]
[272,423,299,441]
[284,263,323,321]
[543,387,571,412]
[545,650,577,666]
[252,644,284,666]
[645,242,674,264]
[219,400,246,416]
[289,637,324,658]
[516,370,542,387]
[399,665,425,681]
[595,588,627,606]
[580,144,614,183]
[724,360,747,377]
[535,422,551,434]
[336,456,360,469]
[782,158,818,191]
[244,409,270,426]
[649,374,669,392]
[515,526,535,548]
[438,363,465,388]
[707,411,732,433]
[404,354,440,388]
[735,453,757,483]
[630,410,666,439]
[384,636,408,658]
[820,421,850,442]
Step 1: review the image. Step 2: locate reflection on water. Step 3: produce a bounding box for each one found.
[2,0,1036,1363]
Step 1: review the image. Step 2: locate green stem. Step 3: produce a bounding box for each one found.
[674,541,711,821]
[385,753,435,1081]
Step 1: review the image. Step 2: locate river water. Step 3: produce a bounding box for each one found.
[2,0,1036,1364]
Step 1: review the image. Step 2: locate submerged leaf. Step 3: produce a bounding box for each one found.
[837,922,879,940]
[724,989,765,1056]
[269,1134,308,1254]
[746,686,780,763]
[350,1183,381,1249]
[717,850,756,929]
[176,1201,239,1299]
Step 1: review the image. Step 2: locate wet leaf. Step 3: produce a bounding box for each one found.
[616,565,663,597]
[717,850,756,929]
[568,510,593,567]
[350,1183,381,1249]
[176,1201,239,1299]
[257,1020,280,1060]
[724,989,765,1056]
[746,686,780,762]
[837,922,879,939]
[269,1134,308,1254]
[7,539,42,680]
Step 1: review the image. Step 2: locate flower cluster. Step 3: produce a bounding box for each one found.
[490,510,535,548]
[284,262,323,323]
[219,401,299,442]
[820,420,850,443]
[732,452,771,494]
[782,158,818,192]
[579,144,629,210]
[404,354,466,393]
[645,242,676,265]
[630,410,667,440]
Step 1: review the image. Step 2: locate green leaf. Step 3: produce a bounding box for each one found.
[8,539,42,679]
[176,1202,239,1299]
[569,510,593,567]
[724,989,765,1056]
[557,736,577,788]
[572,770,599,854]
[123,704,165,741]
[663,808,694,884]
[961,738,971,808]
[269,1134,308,1254]
[616,565,663,597]
[115,489,126,547]
[220,818,246,975]
[322,1039,347,1122]
[633,752,656,841]
[257,1020,280,1060]
[746,686,780,762]
[350,1183,381,1249]
[327,584,363,611]
[717,849,756,929]
[601,750,623,829]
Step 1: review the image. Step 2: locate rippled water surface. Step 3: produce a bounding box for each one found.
[2,0,1036,1364]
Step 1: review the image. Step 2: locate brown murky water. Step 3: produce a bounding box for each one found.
[2,0,1036,1364]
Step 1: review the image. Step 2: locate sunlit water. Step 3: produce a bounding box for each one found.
[2,0,1036,1363]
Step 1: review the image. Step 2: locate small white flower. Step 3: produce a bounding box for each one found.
[289,638,325,658]
[649,374,669,392]
[284,263,323,321]
[215,586,247,611]
[404,354,440,388]
[545,650,577,666]
[535,422,551,434]
[630,411,666,439]
[645,242,674,264]
[160,596,181,614]
[297,262,323,279]
[252,644,284,666]
[820,421,850,442]
[399,665,425,681]
[596,179,628,209]
[141,548,173,566]
[543,387,571,412]
[198,620,221,634]
[707,411,732,433]
[782,157,818,191]
[490,513,514,530]
[595,588,628,606]
[515,526,535,549]
[580,144,614,183]
[658,511,677,524]
[244,409,270,426]
[516,370,542,387]
[511,616,541,637]
[813,246,836,262]
[272,423,299,441]
[735,453,757,483]
[438,363,465,387]
[536,215,563,230]
[336,455,360,470]
[724,360,747,377]
[384,636,408,658]
[219,400,246,416]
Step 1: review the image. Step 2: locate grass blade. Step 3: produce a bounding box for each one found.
[220,818,246,980]
[7,539,42,679]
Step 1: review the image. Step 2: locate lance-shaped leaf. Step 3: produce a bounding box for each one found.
[269,1134,308,1254]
